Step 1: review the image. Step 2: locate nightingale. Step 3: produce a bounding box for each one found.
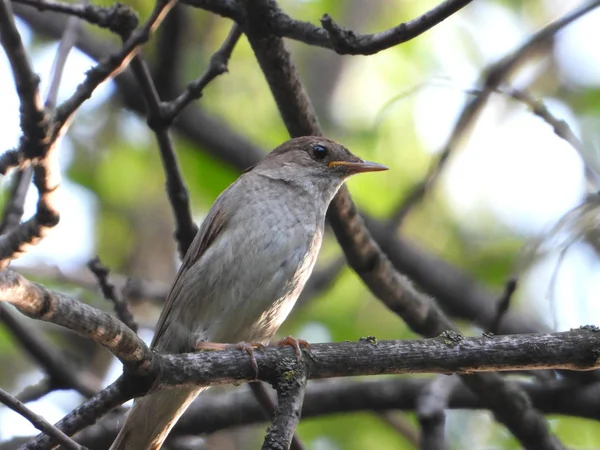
[109,136,387,450]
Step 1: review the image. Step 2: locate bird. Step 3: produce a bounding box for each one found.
[109,136,387,450]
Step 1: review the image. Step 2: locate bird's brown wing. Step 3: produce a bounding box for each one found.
[150,194,230,348]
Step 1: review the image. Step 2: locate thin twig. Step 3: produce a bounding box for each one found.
[321,0,473,55]
[0,167,33,233]
[490,277,518,335]
[0,387,85,450]
[127,53,197,257]
[88,257,139,333]
[163,23,242,120]
[389,0,600,228]
[16,377,54,403]
[23,377,131,450]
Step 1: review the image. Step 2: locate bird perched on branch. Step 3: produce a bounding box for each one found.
[110,136,387,450]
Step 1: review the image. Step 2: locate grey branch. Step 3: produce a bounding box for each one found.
[0,270,153,371]
[50,376,600,448]
[0,387,84,450]
[262,364,308,450]
[416,375,458,450]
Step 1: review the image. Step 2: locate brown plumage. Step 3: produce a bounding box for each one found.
[109,137,387,450]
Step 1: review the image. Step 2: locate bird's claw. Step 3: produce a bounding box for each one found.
[273,335,311,362]
[195,341,265,379]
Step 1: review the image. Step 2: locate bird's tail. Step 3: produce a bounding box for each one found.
[109,386,205,450]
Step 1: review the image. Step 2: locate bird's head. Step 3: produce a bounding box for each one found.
[254,137,387,194]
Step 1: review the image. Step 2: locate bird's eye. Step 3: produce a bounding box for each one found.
[311,144,328,160]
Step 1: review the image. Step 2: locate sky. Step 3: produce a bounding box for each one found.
[2,0,600,441]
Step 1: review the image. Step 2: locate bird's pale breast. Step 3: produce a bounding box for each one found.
[160,175,325,352]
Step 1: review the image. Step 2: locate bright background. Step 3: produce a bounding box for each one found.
[2,0,600,448]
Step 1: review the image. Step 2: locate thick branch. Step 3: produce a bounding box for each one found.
[262,364,308,450]
[52,376,600,447]
[0,270,153,371]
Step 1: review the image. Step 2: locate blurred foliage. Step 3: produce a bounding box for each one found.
[2,0,600,448]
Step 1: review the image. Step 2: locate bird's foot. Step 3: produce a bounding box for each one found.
[272,335,311,362]
[196,341,265,378]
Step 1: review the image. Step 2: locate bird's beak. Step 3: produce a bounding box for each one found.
[328,160,389,174]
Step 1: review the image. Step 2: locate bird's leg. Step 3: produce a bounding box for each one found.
[271,335,311,362]
[195,341,265,378]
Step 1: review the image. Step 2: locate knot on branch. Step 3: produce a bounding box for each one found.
[0,149,23,175]
[92,3,139,37]
[320,14,360,55]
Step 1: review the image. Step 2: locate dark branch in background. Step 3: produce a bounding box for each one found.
[16,378,53,403]
[0,305,98,397]
[0,168,33,233]
[88,257,138,333]
[0,387,84,450]
[241,1,564,449]
[378,412,420,448]
[320,0,473,55]
[153,4,186,99]
[67,376,600,447]
[416,375,458,450]
[261,364,308,450]
[390,0,600,228]
[490,278,518,335]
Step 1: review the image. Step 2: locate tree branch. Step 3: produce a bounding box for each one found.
[262,364,308,450]
[0,270,153,371]
[320,0,473,55]
[0,387,84,450]
[87,257,138,333]
[416,375,458,450]
[12,0,139,35]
